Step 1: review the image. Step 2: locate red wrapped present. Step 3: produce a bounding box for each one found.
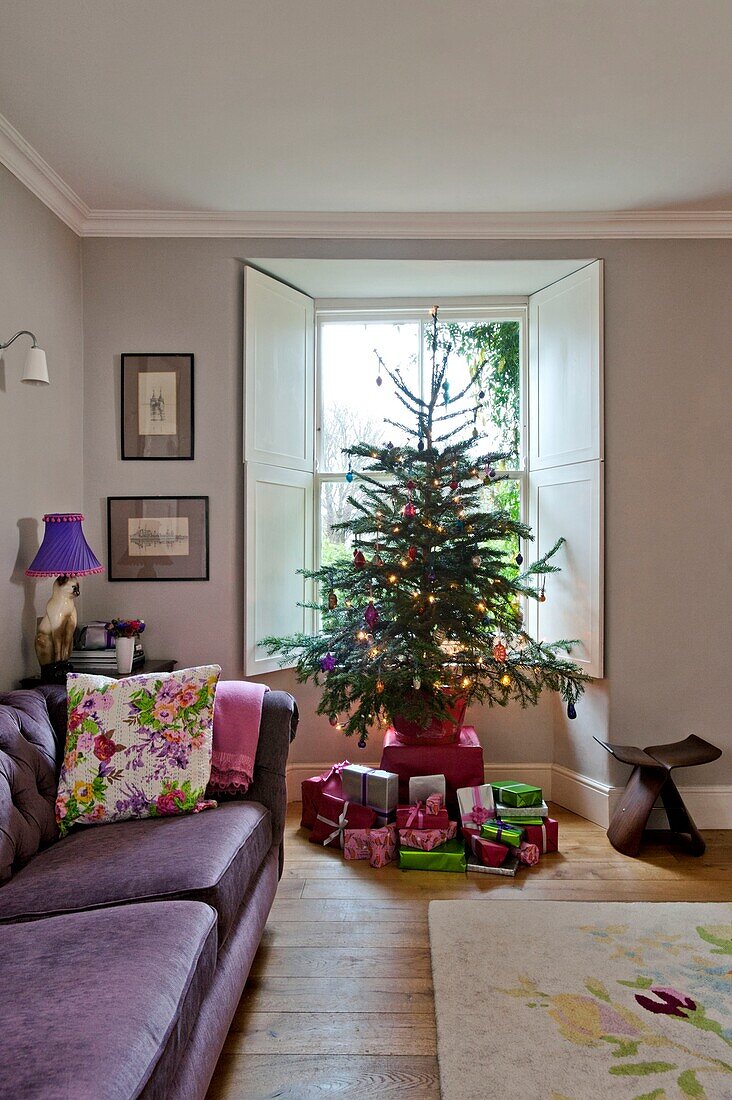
[395,801,450,830]
[519,817,559,853]
[517,841,541,866]
[398,820,458,851]
[310,793,376,848]
[380,726,485,808]
[469,834,510,867]
[301,760,350,829]
[343,824,398,867]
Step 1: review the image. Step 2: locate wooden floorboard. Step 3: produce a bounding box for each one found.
[206,802,732,1099]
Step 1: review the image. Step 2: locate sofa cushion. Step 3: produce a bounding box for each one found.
[0,800,271,948]
[0,694,59,882]
[0,900,217,1100]
[56,665,221,836]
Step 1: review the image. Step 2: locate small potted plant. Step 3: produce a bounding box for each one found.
[106,618,145,674]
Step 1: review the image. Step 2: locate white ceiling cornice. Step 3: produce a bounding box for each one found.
[0,112,88,234]
[2,114,731,241]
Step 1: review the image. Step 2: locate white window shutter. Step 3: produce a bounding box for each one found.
[243,268,315,674]
[527,261,604,678]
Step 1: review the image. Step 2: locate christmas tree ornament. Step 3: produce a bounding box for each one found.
[456,519,465,531]
[364,601,379,629]
[417,438,424,452]
[320,652,336,672]
[353,549,366,570]
[487,466,496,479]
[328,715,339,727]
[472,427,479,438]
[372,553,384,567]
[346,462,354,483]
[471,554,481,567]
[450,479,459,490]
[408,545,417,561]
[492,639,507,662]
[478,389,485,399]
[413,676,421,690]
[515,549,524,566]
[376,374,383,387]
[567,702,577,720]
[376,679,385,694]
[538,580,547,603]
[327,591,338,610]
[406,479,416,490]
[358,734,367,749]
[403,501,417,518]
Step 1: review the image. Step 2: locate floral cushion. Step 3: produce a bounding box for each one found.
[56,665,221,836]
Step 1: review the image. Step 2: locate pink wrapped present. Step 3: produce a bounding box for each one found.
[517,841,541,866]
[520,817,559,853]
[395,801,449,830]
[469,833,510,867]
[399,820,458,852]
[425,792,443,816]
[301,760,350,829]
[343,824,397,867]
[310,793,376,848]
[457,783,496,838]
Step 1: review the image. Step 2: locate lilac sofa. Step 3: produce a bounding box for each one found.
[0,683,298,1100]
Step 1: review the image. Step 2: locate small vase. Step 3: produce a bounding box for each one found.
[115,636,135,675]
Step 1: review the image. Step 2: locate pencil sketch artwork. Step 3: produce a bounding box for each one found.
[138,371,177,436]
[127,517,190,556]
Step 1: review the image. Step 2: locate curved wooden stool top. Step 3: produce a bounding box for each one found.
[595,735,722,857]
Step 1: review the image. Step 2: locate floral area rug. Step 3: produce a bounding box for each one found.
[429,901,731,1100]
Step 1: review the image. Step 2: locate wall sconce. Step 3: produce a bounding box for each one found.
[0,329,49,384]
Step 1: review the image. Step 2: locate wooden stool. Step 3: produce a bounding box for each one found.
[595,735,722,857]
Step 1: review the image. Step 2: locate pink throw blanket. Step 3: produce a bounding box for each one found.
[209,680,269,793]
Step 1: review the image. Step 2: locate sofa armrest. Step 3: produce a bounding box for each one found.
[235,690,297,853]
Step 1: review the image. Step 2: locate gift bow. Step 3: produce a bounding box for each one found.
[466,804,493,826]
[406,801,424,828]
[317,800,351,847]
[319,760,350,783]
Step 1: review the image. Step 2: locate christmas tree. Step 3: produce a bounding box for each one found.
[263,307,590,746]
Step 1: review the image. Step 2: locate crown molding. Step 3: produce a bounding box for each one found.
[2,113,731,240]
[82,208,732,240]
[0,112,88,235]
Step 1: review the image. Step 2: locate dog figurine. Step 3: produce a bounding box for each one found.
[35,575,80,667]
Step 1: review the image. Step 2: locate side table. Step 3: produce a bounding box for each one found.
[19,660,178,688]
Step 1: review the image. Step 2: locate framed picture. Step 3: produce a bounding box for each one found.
[107,496,209,581]
[121,354,194,459]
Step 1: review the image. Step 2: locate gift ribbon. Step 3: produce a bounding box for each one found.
[319,760,350,783]
[484,822,519,843]
[316,800,351,847]
[406,801,424,828]
[360,767,377,805]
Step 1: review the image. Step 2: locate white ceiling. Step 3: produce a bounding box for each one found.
[251,259,591,298]
[0,0,731,219]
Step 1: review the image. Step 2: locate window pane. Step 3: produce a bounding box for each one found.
[320,478,355,567]
[320,322,420,470]
[477,477,523,566]
[428,320,520,464]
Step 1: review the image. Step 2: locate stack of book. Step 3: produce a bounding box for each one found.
[70,639,145,672]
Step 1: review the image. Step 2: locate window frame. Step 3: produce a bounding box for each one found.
[314,299,529,584]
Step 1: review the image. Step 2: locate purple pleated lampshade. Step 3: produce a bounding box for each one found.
[26,513,104,578]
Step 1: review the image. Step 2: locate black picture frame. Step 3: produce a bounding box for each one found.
[107,496,209,581]
[121,353,194,460]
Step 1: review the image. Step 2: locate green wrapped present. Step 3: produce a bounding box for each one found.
[480,820,523,847]
[491,781,543,808]
[399,837,467,872]
[499,816,545,826]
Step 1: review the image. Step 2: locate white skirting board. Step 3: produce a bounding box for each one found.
[285,761,731,830]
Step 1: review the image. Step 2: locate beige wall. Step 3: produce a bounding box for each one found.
[81,236,732,787]
[0,165,84,683]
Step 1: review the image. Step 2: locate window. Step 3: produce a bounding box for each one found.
[243,264,603,680]
[317,309,525,573]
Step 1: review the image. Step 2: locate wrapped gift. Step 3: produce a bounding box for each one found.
[344,824,398,867]
[301,760,350,829]
[491,781,543,808]
[425,792,443,816]
[457,783,496,837]
[381,727,485,807]
[495,800,549,819]
[498,816,545,827]
[399,837,467,872]
[395,801,449,830]
[310,793,376,848]
[398,820,457,852]
[515,817,559,853]
[342,764,399,817]
[368,824,398,868]
[408,774,447,804]
[480,820,523,848]
[517,841,541,866]
[467,854,519,877]
[469,833,510,867]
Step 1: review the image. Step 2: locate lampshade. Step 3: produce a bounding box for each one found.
[22,346,49,385]
[26,514,103,577]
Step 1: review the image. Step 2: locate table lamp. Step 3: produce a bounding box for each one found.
[25,513,104,682]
